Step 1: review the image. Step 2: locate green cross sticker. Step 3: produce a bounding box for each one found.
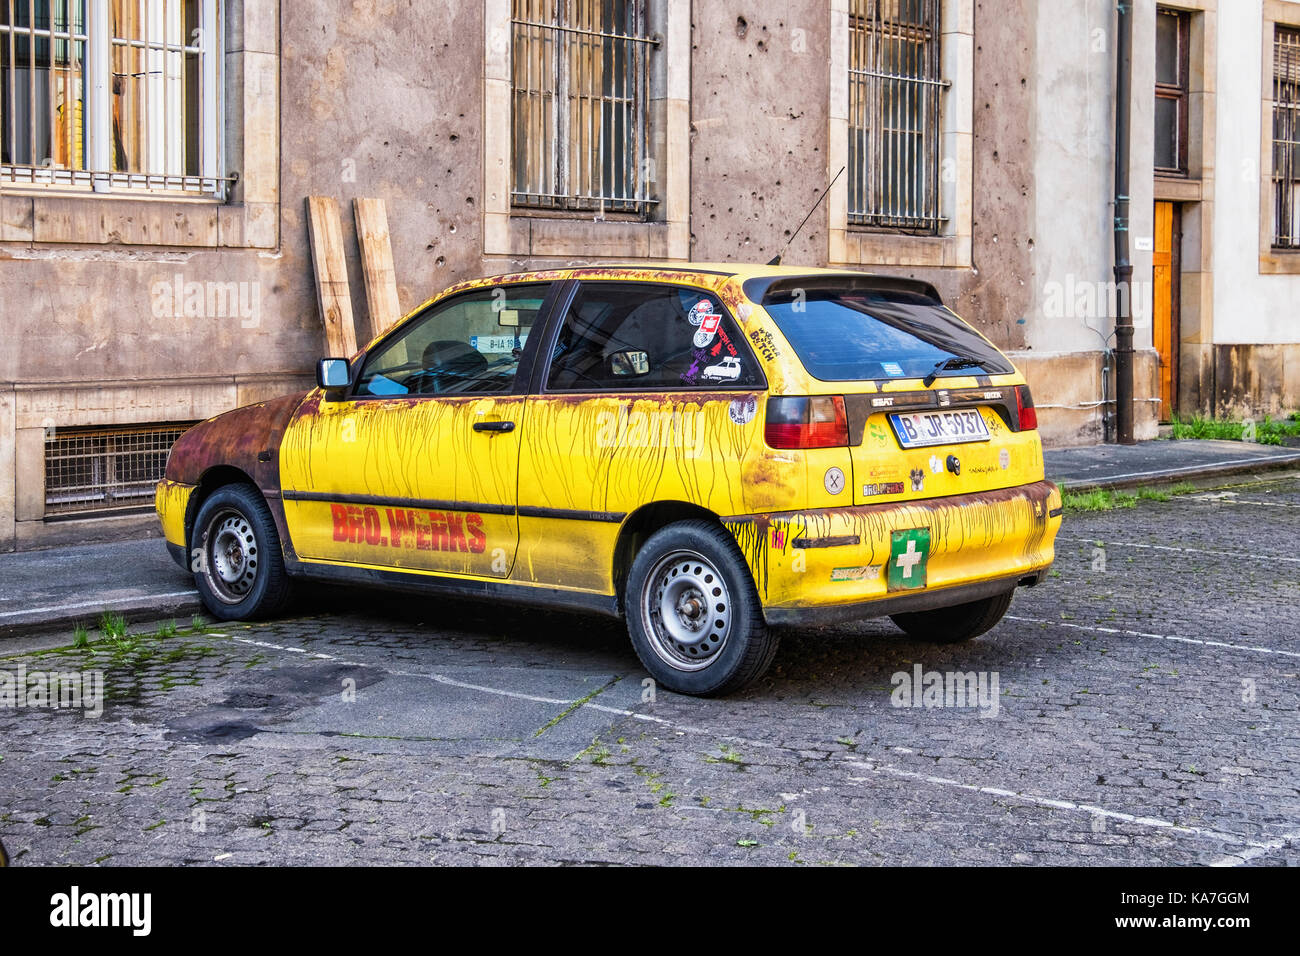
[888,528,931,591]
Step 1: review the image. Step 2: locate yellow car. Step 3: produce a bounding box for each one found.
[157,265,1061,696]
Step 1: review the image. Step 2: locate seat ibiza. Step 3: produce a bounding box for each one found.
[157,265,1061,696]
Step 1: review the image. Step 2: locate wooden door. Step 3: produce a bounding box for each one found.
[1152,202,1181,422]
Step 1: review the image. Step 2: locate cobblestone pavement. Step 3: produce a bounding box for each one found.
[2,478,1297,866]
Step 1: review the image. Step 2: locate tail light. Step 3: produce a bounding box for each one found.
[1014,385,1038,431]
[765,396,849,449]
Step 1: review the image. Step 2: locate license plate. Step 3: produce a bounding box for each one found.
[889,408,991,448]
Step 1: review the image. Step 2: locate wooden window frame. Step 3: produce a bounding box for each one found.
[1155,7,1191,178]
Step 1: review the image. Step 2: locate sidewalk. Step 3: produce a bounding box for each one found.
[0,538,197,640]
[2,438,1298,641]
[1044,437,1300,491]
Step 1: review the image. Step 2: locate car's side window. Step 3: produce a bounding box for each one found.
[545,283,764,391]
[354,284,550,397]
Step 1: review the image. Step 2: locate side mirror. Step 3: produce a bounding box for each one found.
[609,349,650,378]
[317,358,352,390]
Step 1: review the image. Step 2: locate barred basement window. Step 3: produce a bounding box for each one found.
[0,0,225,196]
[511,0,656,214]
[847,0,944,233]
[1274,26,1300,250]
[44,422,192,517]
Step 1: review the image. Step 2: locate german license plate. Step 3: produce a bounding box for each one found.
[889,408,991,449]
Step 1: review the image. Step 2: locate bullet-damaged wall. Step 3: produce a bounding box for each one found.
[688,6,832,266]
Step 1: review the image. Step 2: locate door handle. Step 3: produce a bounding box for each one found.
[473,420,516,433]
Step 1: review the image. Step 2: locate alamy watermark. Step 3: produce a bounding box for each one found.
[595,408,706,458]
[151,273,261,328]
[1042,276,1152,323]
[891,664,1000,718]
[0,664,104,718]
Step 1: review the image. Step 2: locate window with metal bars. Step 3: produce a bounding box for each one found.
[1274,26,1300,250]
[847,0,944,234]
[0,0,224,196]
[511,0,656,215]
[43,422,192,516]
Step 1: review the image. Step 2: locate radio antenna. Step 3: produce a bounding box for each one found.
[767,166,846,266]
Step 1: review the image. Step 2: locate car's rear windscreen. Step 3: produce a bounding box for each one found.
[762,288,1015,383]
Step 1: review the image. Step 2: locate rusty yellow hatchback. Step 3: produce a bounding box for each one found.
[156,265,1061,696]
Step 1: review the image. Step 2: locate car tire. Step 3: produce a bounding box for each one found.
[889,589,1015,643]
[624,519,778,697]
[191,483,293,621]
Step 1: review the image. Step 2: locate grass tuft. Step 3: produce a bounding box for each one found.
[1169,414,1300,446]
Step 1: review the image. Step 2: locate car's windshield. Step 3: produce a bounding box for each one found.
[762,289,1014,383]
[355,284,549,396]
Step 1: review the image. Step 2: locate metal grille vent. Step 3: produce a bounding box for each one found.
[44,422,191,516]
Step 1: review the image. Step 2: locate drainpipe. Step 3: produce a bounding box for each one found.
[1112,1,1136,444]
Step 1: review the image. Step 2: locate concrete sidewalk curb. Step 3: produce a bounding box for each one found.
[1052,452,1300,493]
[0,592,201,642]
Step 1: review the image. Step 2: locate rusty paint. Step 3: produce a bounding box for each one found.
[166,392,306,492]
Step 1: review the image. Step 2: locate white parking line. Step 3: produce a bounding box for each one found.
[1006,615,1300,660]
[1190,498,1300,508]
[0,590,197,620]
[1055,536,1300,564]
[843,759,1270,850]
[226,633,1278,856]
[1208,830,1300,867]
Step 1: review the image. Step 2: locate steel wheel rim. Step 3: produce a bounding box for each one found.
[641,549,732,671]
[203,508,259,605]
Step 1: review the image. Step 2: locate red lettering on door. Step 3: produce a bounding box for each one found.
[331,504,350,542]
[466,513,487,554]
[428,512,449,551]
[363,507,383,545]
[445,513,468,553]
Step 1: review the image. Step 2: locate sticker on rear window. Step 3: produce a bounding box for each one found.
[881,361,904,377]
[693,312,722,349]
[688,300,714,327]
[701,356,742,382]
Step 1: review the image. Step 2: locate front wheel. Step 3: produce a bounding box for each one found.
[191,483,293,621]
[624,520,779,697]
[889,590,1015,643]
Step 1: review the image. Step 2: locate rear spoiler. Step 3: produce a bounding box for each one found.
[742,274,943,307]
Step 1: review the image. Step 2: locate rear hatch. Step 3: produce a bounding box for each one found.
[756,279,1042,506]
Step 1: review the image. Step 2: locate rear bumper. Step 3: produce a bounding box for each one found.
[723,479,1061,624]
[764,570,1043,626]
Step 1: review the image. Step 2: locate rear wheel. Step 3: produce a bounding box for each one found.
[889,590,1014,644]
[625,520,778,697]
[191,483,293,621]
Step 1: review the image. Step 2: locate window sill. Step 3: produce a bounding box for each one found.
[831,229,971,269]
[1259,248,1300,274]
[486,213,686,260]
[1154,176,1201,202]
[0,193,277,249]
[0,183,225,203]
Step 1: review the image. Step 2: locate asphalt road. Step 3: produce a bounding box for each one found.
[1,477,1297,866]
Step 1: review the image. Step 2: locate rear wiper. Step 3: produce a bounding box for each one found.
[922,356,985,388]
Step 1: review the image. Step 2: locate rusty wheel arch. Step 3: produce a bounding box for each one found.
[612,501,724,614]
[183,465,261,551]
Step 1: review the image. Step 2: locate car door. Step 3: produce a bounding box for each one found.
[514,280,767,595]
[280,281,558,578]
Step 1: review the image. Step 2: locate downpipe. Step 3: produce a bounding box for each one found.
[1112,1,1136,444]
